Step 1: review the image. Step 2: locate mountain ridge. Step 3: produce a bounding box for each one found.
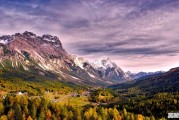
[0,31,129,86]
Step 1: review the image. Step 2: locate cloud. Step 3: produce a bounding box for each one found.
[0,0,179,72]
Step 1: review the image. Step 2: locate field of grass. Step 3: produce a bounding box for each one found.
[44,92,90,106]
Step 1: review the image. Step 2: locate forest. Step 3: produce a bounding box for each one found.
[0,77,172,120]
[0,94,162,120]
[0,69,178,120]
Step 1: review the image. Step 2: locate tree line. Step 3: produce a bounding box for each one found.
[0,95,162,120]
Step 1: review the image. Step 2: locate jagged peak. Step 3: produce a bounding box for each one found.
[0,32,63,46]
[92,56,116,69]
[23,31,37,37]
[42,34,60,43]
[22,32,61,44]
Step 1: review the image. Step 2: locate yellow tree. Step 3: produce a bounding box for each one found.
[0,103,4,115]
[137,114,144,120]
[46,109,52,120]
[27,116,33,120]
[7,109,14,120]
[0,115,8,120]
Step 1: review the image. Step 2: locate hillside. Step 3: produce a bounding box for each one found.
[110,67,179,94]
[109,67,179,118]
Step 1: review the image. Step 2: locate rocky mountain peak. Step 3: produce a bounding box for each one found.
[0,32,64,51]
[42,34,60,42]
[41,34,62,48]
[93,56,116,69]
[23,31,37,37]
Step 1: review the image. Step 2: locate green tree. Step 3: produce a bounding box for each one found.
[4,96,14,114]
[39,112,45,120]
[13,103,22,120]
[51,113,57,120]
[28,100,36,119]
[60,107,68,120]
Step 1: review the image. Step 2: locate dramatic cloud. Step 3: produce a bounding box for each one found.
[0,0,179,72]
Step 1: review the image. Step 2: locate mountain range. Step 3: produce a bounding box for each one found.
[0,31,176,87]
[126,71,164,80]
[0,31,131,86]
[110,66,179,95]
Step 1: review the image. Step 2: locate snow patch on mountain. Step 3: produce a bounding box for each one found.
[0,39,8,44]
[71,54,86,69]
[42,34,59,43]
[88,72,95,78]
[0,35,12,44]
[70,75,79,80]
[92,56,116,69]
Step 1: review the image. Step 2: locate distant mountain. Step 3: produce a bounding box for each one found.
[71,55,129,83]
[109,67,179,119]
[70,54,102,81]
[110,67,179,94]
[0,31,111,86]
[92,56,128,82]
[126,71,164,79]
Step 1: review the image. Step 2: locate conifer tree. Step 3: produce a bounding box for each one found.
[28,101,36,119]
[39,112,45,120]
[13,103,22,120]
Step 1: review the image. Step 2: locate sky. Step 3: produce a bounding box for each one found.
[0,0,179,72]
